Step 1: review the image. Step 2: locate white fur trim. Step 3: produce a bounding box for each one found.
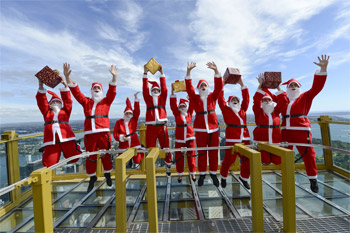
[241,85,248,90]
[193,128,219,133]
[221,176,227,179]
[135,98,139,102]
[190,172,196,175]
[199,171,207,175]
[84,128,110,135]
[104,169,113,173]
[87,172,96,177]
[281,126,311,131]
[214,73,221,78]
[119,135,125,142]
[38,89,47,94]
[174,137,195,143]
[160,74,165,78]
[256,89,265,95]
[177,172,184,176]
[143,75,147,78]
[165,161,172,166]
[308,175,317,179]
[42,137,76,147]
[209,170,217,175]
[68,83,78,88]
[145,119,168,125]
[276,90,285,95]
[170,95,176,98]
[240,175,249,182]
[185,75,191,80]
[315,70,327,76]
[59,87,70,92]
[109,80,117,86]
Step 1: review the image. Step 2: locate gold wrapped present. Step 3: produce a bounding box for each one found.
[145,58,160,75]
[172,80,186,93]
[35,66,62,88]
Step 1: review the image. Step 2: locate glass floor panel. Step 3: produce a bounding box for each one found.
[294,173,310,183]
[171,176,191,185]
[94,206,133,228]
[218,174,239,183]
[262,184,282,199]
[126,179,146,189]
[323,180,350,194]
[262,173,282,183]
[20,200,33,209]
[222,183,250,198]
[53,192,86,209]
[57,206,103,227]
[134,202,164,222]
[317,171,348,182]
[71,181,102,192]
[52,192,67,200]
[14,219,34,232]
[269,183,312,197]
[143,186,167,201]
[299,183,346,198]
[232,198,271,217]
[201,199,233,219]
[197,185,221,198]
[82,190,114,205]
[112,189,142,205]
[169,201,198,221]
[327,197,350,211]
[51,182,79,192]
[264,199,310,219]
[155,177,168,186]
[296,197,346,217]
[0,209,33,232]
[171,185,194,200]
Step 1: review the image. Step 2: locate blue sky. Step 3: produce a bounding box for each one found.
[0,0,349,124]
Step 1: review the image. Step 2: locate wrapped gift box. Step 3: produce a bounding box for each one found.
[35,66,61,88]
[172,80,186,93]
[262,72,281,89]
[145,58,160,75]
[223,68,241,84]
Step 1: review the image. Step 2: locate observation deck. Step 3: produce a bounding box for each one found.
[0,115,349,232]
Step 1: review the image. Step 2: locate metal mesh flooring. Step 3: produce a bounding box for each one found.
[54,216,350,233]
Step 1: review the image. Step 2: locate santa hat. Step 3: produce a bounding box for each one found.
[197,80,209,89]
[227,95,240,103]
[91,82,103,91]
[124,98,133,114]
[261,93,272,101]
[282,78,301,88]
[178,98,189,108]
[47,90,62,105]
[148,81,160,91]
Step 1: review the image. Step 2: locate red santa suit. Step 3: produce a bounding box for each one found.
[218,87,250,181]
[185,74,223,175]
[113,98,144,164]
[69,81,116,176]
[142,74,171,165]
[253,89,283,165]
[279,72,327,179]
[36,88,81,167]
[170,96,196,175]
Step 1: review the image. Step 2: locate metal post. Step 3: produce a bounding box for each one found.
[139,123,147,173]
[30,167,53,233]
[318,115,333,170]
[146,147,159,233]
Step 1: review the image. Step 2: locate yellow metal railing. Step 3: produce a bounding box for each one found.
[258,142,296,233]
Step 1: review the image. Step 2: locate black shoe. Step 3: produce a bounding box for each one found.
[166,165,171,176]
[239,176,250,190]
[310,179,319,193]
[191,175,196,182]
[104,173,112,187]
[198,175,206,186]
[221,178,227,188]
[210,174,219,187]
[87,176,97,193]
[178,176,182,183]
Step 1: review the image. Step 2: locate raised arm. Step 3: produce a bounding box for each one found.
[36,80,49,116]
[142,64,151,101]
[159,65,168,98]
[60,77,72,117]
[207,61,223,100]
[185,62,197,100]
[105,64,117,105]
[218,90,227,110]
[253,73,266,113]
[64,62,88,105]
[133,92,140,121]
[170,87,179,116]
[238,77,249,112]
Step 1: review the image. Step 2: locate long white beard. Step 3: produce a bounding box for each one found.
[198,88,209,101]
[92,91,103,103]
[123,115,132,123]
[50,104,62,114]
[229,102,240,113]
[287,88,301,100]
[179,108,188,116]
[262,102,274,114]
[151,92,161,97]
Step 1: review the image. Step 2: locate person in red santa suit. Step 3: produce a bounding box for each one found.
[143,64,172,175]
[36,75,81,167]
[279,54,330,193]
[64,62,117,193]
[170,86,197,182]
[253,74,284,166]
[185,61,223,187]
[113,93,144,165]
[218,77,251,189]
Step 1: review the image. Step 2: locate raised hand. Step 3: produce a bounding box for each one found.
[171,85,175,95]
[256,73,264,89]
[206,61,219,75]
[158,64,164,75]
[313,54,330,73]
[110,65,118,77]
[134,91,140,99]
[38,79,44,90]
[63,63,71,78]
[186,61,196,77]
[144,64,149,74]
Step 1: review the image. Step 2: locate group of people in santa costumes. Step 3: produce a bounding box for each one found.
[36,54,328,193]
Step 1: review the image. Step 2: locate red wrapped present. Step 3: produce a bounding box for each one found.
[262,72,281,89]
[35,66,62,88]
[223,68,241,84]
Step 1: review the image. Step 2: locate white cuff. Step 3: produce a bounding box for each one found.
[185,75,191,80]
[119,135,125,142]
[276,90,285,95]
[214,73,222,78]
[170,95,176,98]
[135,98,139,102]
[241,85,248,90]
[59,87,70,92]
[315,69,327,76]
[109,80,117,86]
[143,74,148,78]
[68,83,78,88]
[240,175,249,182]
[160,74,165,78]
[38,88,47,94]
[256,89,265,95]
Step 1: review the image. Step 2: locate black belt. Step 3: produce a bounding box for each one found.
[152,124,166,127]
[282,114,307,119]
[257,125,280,128]
[86,115,108,119]
[44,120,69,125]
[226,124,247,128]
[176,123,193,127]
[197,110,215,115]
[147,106,165,111]
[125,132,136,137]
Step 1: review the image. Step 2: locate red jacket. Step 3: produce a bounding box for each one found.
[69,82,116,134]
[113,100,141,149]
[36,88,76,146]
[253,89,282,144]
[170,96,195,143]
[142,75,168,124]
[185,74,223,133]
[279,73,327,131]
[218,87,250,142]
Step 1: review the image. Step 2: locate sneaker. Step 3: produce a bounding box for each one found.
[210,174,220,187]
[221,178,227,188]
[166,165,171,176]
[239,176,250,190]
[87,176,97,193]
[310,179,319,193]
[178,176,182,183]
[104,173,112,187]
[198,174,206,186]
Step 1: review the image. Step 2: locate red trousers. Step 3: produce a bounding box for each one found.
[261,151,281,165]
[195,131,219,175]
[282,129,317,178]
[42,139,81,167]
[146,124,171,164]
[174,140,196,174]
[84,132,113,176]
[220,141,250,179]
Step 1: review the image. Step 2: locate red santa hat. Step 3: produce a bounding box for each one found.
[227,95,240,103]
[91,82,103,91]
[47,90,62,105]
[197,80,209,89]
[261,93,272,101]
[281,78,301,88]
[124,98,133,114]
[178,98,189,108]
[148,81,160,91]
